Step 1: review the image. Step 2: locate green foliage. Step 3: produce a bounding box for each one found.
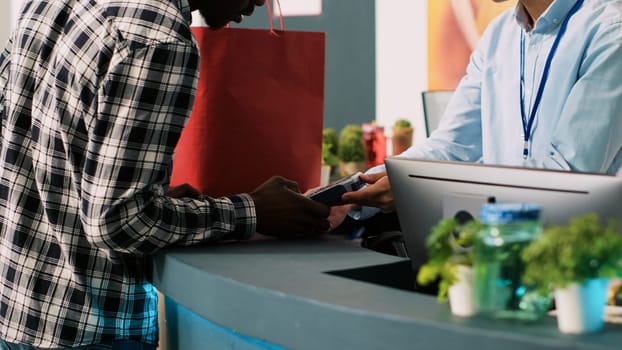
[322,144,339,166]
[416,218,483,302]
[337,124,366,163]
[522,213,622,293]
[322,128,339,155]
[393,119,412,129]
[322,128,339,166]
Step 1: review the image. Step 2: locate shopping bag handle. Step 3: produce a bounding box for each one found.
[266,0,285,32]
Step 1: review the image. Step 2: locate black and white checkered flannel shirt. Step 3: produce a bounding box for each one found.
[0,0,256,347]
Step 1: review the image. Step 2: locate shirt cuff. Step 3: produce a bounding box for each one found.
[228,193,257,239]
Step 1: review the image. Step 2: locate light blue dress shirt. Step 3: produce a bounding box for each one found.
[353,0,622,220]
[402,0,622,175]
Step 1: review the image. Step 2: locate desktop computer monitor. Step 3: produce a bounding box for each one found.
[385,158,622,278]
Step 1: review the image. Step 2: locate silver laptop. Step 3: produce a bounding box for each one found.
[385,157,622,277]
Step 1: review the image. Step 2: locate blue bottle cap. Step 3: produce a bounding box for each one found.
[480,203,542,224]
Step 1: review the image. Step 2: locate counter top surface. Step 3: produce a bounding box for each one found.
[152,235,622,350]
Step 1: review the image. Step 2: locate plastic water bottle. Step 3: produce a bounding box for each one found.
[473,203,552,321]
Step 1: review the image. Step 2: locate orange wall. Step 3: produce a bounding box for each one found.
[428,0,515,90]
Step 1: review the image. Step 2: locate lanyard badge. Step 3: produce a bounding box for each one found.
[519,0,584,159]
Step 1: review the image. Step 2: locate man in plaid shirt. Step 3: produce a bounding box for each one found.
[0,0,330,348]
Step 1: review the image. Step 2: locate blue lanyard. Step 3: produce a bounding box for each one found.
[519,0,584,159]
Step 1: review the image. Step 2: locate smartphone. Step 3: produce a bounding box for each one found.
[308,172,365,205]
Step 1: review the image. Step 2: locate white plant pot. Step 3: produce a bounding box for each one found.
[554,278,609,334]
[448,265,476,317]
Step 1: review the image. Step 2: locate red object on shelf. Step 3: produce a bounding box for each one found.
[362,123,387,168]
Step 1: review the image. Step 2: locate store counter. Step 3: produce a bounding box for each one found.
[151,236,622,350]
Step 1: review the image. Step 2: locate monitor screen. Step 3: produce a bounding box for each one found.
[385,158,622,278]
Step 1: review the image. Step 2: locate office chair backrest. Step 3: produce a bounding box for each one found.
[421,90,454,137]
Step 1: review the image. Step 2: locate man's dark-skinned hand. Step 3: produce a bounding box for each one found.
[250,176,330,238]
[167,183,202,199]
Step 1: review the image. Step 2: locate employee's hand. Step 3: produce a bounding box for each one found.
[340,172,395,211]
[251,176,330,238]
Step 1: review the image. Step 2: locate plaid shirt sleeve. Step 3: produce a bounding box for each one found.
[81,40,257,254]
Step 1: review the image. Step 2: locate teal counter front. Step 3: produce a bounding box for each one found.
[151,236,622,350]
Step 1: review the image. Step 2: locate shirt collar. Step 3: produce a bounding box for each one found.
[514,0,580,33]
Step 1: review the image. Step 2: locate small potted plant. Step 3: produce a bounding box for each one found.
[392,119,414,155]
[522,213,622,334]
[337,124,367,176]
[321,128,339,185]
[416,218,483,316]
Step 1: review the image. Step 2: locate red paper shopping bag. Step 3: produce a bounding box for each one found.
[171,26,326,197]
